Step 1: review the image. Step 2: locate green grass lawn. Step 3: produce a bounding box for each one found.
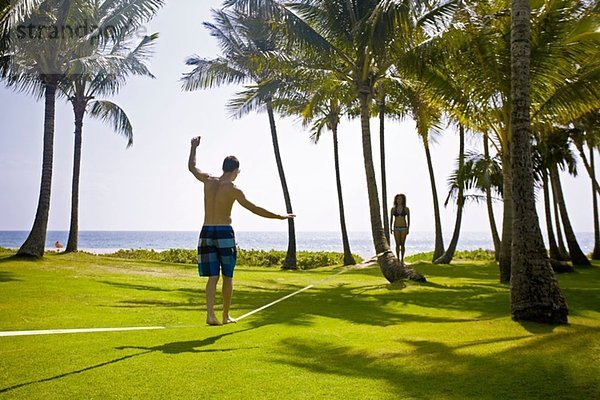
[0,251,598,399]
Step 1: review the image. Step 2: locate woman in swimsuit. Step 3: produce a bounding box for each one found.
[390,193,410,264]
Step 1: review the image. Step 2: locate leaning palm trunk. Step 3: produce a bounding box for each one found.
[542,169,563,260]
[499,147,513,283]
[576,142,600,196]
[66,99,86,253]
[551,183,570,259]
[484,132,501,260]
[423,139,445,261]
[591,148,600,259]
[358,92,424,282]
[332,123,355,265]
[17,77,59,258]
[379,97,390,244]
[509,0,568,324]
[266,100,296,269]
[550,165,591,266]
[434,125,465,264]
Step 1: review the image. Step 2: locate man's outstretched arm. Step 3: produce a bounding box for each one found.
[235,188,295,220]
[188,136,210,183]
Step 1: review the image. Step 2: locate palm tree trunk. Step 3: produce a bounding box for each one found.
[332,123,355,265]
[66,99,86,253]
[551,181,570,259]
[17,78,58,258]
[484,132,501,260]
[423,138,445,261]
[434,125,465,264]
[550,165,591,266]
[509,0,567,324]
[379,97,390,245]
[266,100,296,269]
[499,146,513,283]
[542,168,562,260]
[576,142,600,196]
[591,148,600,259]
[358,91,424,282]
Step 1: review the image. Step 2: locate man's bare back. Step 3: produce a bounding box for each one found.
[203,178,237,225]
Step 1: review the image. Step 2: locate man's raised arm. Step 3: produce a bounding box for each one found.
[235,188,295,220]
[188,136,210,183]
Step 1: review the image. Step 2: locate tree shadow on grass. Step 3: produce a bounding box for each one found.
[0,328,254,395]
[99,280,197,294]
[0,271,20,282]
[270,326,600,399]
[0,255,37,264]
[100,271,511,327]
[105,280,503,327]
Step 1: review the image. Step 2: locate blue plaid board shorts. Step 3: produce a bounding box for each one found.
[197,225,237,278]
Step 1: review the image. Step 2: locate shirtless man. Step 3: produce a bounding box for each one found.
[188,136,294,325]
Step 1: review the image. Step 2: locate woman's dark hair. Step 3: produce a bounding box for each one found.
[394,194,407,209]
[222,156,240,172]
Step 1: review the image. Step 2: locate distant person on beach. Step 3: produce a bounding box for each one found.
[390,194,410,265]
[54,241,63,249]
[188,136,295,326]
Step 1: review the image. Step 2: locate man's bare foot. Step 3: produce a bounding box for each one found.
[223,316,237,325]
[206,316,222,326]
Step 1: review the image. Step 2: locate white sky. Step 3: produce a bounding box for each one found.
[0,0,596,234]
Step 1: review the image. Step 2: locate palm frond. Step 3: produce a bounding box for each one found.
[94,0,164,42]
[181,56,248,91]
[416,0,460,33]
[227,79,283,118]
[89,99,134,147]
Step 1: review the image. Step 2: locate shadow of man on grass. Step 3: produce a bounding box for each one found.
[115,327,256,354]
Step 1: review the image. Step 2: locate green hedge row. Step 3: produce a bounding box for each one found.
[104,248,363,269]
[406,248,496,262]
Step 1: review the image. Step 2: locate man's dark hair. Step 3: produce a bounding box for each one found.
[223,156,240,172]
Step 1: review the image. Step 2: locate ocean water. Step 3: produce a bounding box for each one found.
[0,230,595,259]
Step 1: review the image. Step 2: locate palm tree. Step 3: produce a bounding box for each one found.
[591,145,600,260]
[2,2,97,257]
[275,78,357,265]
[62,31,158,252]
[438,136,505,262]
[551,183,570,259]
[538,129,590,266]
[1,0,163,258]
[483,132,502,260]
[541,168,563,261]
[434,124,466,264]
[534,136,573,262]
[1,2,80,257]
[509,0,567,324]
[181,8,297,269]
[377,89,390,245]
[550,163,591,266]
